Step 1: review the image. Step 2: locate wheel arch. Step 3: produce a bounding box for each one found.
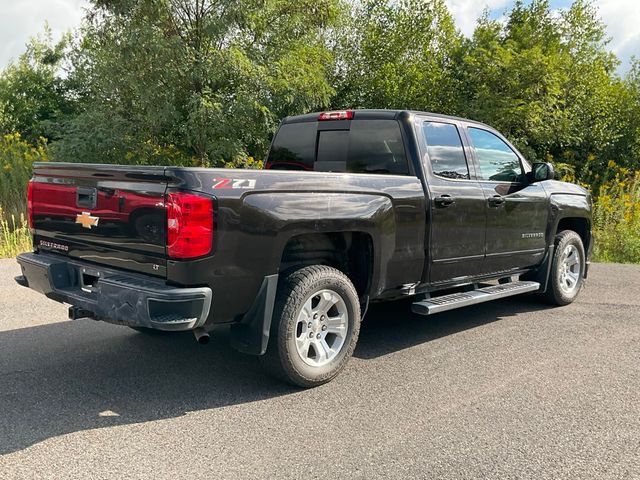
[555,216,592,255]
[279,231,374,299]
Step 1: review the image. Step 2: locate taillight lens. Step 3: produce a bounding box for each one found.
[166,192,214,259]
[27,180,34,232]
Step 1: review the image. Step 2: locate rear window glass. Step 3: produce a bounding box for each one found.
[267,122,316,170]
[347,120,408,175]
[316,130,349,172]
[267,119,409,175]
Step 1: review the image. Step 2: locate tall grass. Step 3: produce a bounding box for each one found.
[0,208,31,258]
[592,171,640,263]
[0,132,46,258]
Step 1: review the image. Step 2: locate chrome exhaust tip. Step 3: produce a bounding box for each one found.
[193,327,210,345]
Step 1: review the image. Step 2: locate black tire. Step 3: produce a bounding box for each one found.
[260,265,361,388]
[544,230,586,305]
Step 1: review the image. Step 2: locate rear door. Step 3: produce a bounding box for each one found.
[418,118,487,283]
[31,163,171,277]
[463,125,548,271]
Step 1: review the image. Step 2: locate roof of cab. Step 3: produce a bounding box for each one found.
[282,109,492,129]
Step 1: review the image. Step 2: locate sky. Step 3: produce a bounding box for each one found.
[0,0,637,74]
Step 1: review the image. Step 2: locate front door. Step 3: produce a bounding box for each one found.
[464,126,548,272]
[420,119,487,283]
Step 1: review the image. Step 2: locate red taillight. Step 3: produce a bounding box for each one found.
[27,180,34,231]
[318,110,354,121]
[166,192,214,259]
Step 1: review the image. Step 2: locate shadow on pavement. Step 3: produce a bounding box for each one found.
[355,295,551,359]
[0,295,551,454]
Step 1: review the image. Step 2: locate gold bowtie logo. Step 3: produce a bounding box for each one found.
[76,211,99,229]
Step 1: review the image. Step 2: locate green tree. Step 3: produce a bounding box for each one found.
[55,0,342,166]
[0,27,73,143]
[333,0,462,112]
[625,59,640,165]
[454,0,634,180]
[455,1,572,160]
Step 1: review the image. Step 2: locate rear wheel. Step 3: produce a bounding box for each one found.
[544,230,585,305]
[261,265,361,387]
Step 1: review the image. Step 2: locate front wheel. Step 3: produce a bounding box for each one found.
[544,230,586,305]
[261,265,361,388]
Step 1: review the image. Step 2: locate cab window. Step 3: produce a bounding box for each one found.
[422,122,470,180]
[468,127,524,182]
[267,122,316,170]
[346,120,409,175]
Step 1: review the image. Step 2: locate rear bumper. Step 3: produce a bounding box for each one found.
[15,252,212,331]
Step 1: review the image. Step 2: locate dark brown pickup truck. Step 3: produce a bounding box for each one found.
[16,109,592,386]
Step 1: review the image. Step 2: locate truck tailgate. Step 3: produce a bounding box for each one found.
[30,163,171,277]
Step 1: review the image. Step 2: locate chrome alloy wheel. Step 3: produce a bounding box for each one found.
[559,244,581,294]
[294,289,348,367]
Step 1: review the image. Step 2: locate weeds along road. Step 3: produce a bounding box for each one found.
[1,258,639,479]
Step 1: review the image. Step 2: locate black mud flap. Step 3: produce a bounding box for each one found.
[230,274,278,356]
[521,245,555,293]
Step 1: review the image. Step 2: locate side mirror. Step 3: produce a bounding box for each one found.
[531,162,555,182]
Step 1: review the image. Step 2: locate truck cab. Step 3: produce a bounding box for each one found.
[267,110,591,291]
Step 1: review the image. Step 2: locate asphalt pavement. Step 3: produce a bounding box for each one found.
[0,258,639,479]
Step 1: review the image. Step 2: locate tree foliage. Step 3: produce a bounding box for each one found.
[453,0,630,175]
[0,27,73,143]
[0,0,638,183]
[55,0,342,166]
[333,0,461,112]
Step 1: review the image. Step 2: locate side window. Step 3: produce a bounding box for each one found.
[266,122,316,170]
[468,127,524,182]
[422,121,469,180]
[347,120,409,175]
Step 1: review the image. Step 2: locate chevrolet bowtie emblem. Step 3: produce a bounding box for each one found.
[76,211,99,229]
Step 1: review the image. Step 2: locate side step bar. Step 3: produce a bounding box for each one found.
[411,281,540,315]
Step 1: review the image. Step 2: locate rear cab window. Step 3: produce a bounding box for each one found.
[266,123,316,170]
[266,118,410,175]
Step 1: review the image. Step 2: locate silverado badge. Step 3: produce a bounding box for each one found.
[76,211,99,229]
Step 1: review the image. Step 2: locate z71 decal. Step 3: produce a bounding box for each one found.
[212,178,256,189]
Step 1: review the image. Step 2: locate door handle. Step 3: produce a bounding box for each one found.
[487,195,505,207]
[434,195,456,207]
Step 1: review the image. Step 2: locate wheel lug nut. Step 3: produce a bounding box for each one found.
[322,325,327,331]
[309,332,314,338]
[321,315,325,321]
[313,314,318,319]
[307,322,312,328]
[316,333,321,339]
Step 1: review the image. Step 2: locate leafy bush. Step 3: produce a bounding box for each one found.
[0,132,48,218]
[592,170,640,263]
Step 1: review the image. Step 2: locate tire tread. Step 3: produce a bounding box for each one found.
[261,265,360,387]
[544,230,585,306]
